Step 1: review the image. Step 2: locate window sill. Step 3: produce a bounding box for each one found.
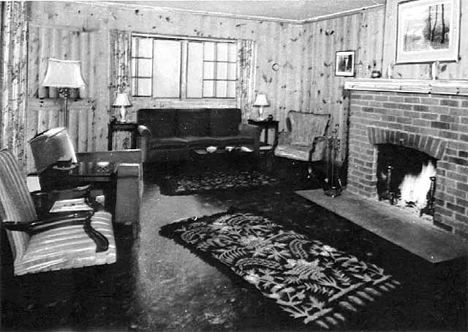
[344,78,468,96]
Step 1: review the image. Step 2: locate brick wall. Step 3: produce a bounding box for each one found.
[347,91,468,238]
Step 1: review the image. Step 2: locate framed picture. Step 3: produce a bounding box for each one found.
[396,0,460,64]
[335,51,355,77]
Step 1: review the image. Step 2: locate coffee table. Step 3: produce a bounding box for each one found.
[190,146,258,175]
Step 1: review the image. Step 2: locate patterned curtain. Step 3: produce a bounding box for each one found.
[237,39,257,122]
[109,30,132,95]
[0,1,28,171]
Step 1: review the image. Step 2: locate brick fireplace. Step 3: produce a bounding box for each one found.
[344,80,468,239]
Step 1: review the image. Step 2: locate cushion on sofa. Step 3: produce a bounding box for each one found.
[149,137,188,150]
[177,109,209,137]
[210,135,254,147]
[208,108,241,137]
[138,109,177,138]
[183,136,218,149]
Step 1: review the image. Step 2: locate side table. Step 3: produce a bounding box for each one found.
[108,120,139,151]
[247,119,279,149]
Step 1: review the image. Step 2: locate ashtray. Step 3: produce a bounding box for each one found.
[206,146,217,153]
[225,146,235,152]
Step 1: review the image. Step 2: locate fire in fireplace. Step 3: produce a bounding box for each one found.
[376,144,437,216]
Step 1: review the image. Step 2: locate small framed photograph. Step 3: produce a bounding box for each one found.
[396,0,460,63]
[335,51,355,77]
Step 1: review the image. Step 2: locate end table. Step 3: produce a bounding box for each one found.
[108,120,139,151]
[247,119,279,148]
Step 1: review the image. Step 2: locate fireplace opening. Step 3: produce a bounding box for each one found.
[376,144,437,216]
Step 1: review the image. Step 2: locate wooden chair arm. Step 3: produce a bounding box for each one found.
[3,211,109,252]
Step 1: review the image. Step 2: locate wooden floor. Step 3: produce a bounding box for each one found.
[296,189,468,263]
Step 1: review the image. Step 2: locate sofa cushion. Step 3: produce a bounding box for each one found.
[183,136,218,149]
[138,109,177,138]
[149,137,188,150]
[177,109,209,137]
[210,135,254,147]
[208,108,241,137]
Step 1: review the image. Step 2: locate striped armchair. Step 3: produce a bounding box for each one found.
[0,150,116,276]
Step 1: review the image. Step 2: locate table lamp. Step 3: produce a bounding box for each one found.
[253,94,269,120]
[29,127,77,173]
[113,92,132,122]
[41,58,86,127]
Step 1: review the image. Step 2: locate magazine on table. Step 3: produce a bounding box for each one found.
[49,198,93,213]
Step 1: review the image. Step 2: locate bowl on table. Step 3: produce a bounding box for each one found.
[206,146,217,153]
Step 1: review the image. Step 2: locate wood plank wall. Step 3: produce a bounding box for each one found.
[300,8,386,160]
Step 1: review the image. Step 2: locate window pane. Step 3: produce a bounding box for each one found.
[137,78,151,96]
[227,81,236,98]
[216,62,228,79]
[204,42,215,61]
[204,62,215,79]
[228,43,237,62]
[216,81,227,98]
[187,42,203,98]
[137,59,152,76]
[217,43,228,61]
[227,63,237,80]
[203,81,214,97]
[131,58,137,77]
[153,40,181,98]
[138,38,153,57]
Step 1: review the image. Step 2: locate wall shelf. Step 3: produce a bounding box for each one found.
[344,79,468,96]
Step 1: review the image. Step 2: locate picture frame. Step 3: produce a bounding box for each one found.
[396,0,460,64]
[335,51,355,77]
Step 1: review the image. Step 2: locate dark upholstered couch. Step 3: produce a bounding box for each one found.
[137,108,260,163]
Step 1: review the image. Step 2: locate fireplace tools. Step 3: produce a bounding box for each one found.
[378,165,400,205]
[324,124,342,198]
[420,176,436,217]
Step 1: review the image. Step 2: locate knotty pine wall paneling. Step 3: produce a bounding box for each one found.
[301,7,386,161]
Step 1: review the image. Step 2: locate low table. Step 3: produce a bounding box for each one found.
[68,162,117,215]
[190,146,258,174]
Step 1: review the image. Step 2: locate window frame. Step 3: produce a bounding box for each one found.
[131,33,238,105]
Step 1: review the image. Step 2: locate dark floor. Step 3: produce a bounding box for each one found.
[1,159,467,332]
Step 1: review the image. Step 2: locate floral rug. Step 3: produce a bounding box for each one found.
[159,209,401,329]
[158,169,283,196]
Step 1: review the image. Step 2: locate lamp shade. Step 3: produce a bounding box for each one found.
[253,94,269,107]
[29,127,77,173]
[113,93,132,107]
[41,58,86,88]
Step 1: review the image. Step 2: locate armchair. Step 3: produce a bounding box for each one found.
[0,149,116,276]
[274,111,330,178]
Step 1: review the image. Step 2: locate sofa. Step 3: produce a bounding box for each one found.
[137,108,261,163]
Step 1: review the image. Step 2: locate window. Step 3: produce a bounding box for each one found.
[131,35,237,99]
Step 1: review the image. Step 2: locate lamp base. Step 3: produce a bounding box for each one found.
[119,106,127,122]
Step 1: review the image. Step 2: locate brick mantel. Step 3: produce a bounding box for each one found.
[344,79,468,96]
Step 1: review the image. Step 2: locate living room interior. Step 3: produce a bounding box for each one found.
[1,0,468,331]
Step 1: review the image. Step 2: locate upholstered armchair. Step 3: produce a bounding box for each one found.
[274,111,330,177]
[0,149,116,276]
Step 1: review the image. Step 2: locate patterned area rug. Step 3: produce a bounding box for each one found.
[158,169,283,196]
[160,209,401,329]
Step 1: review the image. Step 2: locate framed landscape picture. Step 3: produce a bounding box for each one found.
[335,51,355,77]
[396,0,460,63]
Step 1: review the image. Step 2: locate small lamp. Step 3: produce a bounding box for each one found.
[253,94,269,120]
[41,58,86,127]
[113,93,132,122]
